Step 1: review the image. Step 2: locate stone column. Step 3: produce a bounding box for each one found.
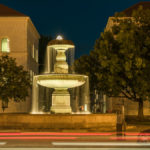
[54,49,68,73]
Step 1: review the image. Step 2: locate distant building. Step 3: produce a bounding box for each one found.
[104,2,150,116]
[106,1,150,30]
[0,4,40,113]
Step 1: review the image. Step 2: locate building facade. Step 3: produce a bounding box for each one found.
[0,4,40,113]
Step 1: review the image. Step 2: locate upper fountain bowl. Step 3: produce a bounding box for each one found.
[47,35,75,50]
[36,74,87,89]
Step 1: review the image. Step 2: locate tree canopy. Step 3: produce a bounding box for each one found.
[74,7,150,119]
[0,55,31,111]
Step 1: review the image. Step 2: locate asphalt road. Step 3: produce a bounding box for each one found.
[0,132,150,149]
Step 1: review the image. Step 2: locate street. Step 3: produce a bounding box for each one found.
[0,132,150,149]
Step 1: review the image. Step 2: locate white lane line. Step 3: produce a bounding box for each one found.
[52,142,150,146]
[0,142,7,145]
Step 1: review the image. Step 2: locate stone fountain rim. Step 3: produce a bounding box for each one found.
[34,74,88,82]
[48,44,75,49]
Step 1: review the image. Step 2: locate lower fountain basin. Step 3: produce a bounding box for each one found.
[36,74,87,88]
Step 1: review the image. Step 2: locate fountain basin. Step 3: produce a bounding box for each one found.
[36,74,87,88]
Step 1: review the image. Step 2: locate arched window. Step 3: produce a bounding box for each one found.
[1,38,10,52]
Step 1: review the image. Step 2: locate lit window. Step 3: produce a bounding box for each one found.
[1,38,10,52]
[30,70,33,81]
[35,49,38,62]
[32,44,35,58]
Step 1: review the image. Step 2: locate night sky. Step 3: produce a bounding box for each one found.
[0,0,149,58]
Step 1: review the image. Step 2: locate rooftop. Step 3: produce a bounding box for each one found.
[123,1,150,16]
[0,4,27,17]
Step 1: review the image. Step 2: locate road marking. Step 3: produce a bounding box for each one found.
[0,142,7,145]
[52,142,150,146]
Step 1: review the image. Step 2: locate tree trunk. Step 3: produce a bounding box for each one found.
[138,99,144,120]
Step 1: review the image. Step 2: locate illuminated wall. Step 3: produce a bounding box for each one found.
[0,16,40,113]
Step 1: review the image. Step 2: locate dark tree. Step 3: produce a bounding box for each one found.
[74,7,150,119]
[0,55,31,111]
[74,54,99,92]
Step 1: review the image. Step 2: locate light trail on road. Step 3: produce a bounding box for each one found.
[0,136,77,140]
[0,132,146,136]
[111,136,150,140]
[0,148,149,150]
[125,133,150,136]
[0,132,150,148]
[0,132,114,136]
[0,132,150,141]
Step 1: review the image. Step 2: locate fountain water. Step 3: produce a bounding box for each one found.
[31,36,90,114]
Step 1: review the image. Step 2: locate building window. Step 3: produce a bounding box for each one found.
[32,44,38,62]
[30,70,33,81]
[32,44,35,58]
[1,38,10,52]
[35,49,38,62]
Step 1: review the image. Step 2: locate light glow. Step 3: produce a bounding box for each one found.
[56,35,63,40]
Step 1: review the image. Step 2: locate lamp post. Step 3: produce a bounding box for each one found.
[93,89,98,113]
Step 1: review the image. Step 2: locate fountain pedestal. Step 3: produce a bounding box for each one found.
[54,50,68,74]
[51,88,72,113]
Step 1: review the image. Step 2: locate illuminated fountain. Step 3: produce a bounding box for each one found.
[31,35,90,114]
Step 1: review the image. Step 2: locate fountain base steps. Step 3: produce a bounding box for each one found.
[0,114,117,131]
[51,89,72,113]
